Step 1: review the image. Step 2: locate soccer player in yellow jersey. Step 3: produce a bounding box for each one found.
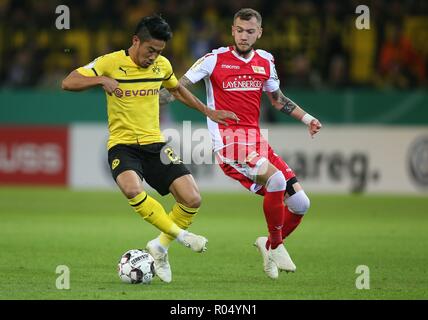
[62,15,238,283]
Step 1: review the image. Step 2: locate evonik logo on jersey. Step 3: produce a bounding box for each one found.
[112,88,159,98]
[222,75,263,92]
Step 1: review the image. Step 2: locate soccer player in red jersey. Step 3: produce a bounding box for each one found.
[157,8,322,279]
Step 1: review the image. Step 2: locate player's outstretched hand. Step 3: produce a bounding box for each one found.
[207,109,240,126]
[101,76,119,94]
[309,119,322,138]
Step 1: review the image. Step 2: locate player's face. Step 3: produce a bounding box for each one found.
[232,17,262,55]
[133,36,166,68]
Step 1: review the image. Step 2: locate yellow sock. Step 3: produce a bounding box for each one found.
[159,203,199,247]
[128,191,181,237]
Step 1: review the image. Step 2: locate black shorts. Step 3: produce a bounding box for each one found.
[108,143,191,196]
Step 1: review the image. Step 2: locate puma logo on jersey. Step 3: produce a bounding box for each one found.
[251,66,266,74]
[119,67,128,75]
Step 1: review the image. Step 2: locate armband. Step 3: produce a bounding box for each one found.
[301,113,316,125]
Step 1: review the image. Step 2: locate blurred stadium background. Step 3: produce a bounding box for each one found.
[0,0,427,300]
[0,0,427,193]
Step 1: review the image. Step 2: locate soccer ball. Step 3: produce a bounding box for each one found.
[117,249,156,284]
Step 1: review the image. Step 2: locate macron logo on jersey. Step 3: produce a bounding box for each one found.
[222,75,263,92]
[221,64,240,70]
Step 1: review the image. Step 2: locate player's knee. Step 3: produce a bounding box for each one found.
[265,171,287,192]
[181,191,202,209]
[287,190,310,215]
[122,185,144,200]
[188,193,202,209]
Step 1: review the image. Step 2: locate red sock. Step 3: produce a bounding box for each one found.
[282,205,303,240]
[263,190,285,249]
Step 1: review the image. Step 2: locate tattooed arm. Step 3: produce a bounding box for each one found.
[159,76,194,106]
[266,89,322,137]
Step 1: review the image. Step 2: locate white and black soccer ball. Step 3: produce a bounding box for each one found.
[117,249,155,284]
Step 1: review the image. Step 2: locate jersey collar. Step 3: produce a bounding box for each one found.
[230,46,255,63]
[124,49,141,68]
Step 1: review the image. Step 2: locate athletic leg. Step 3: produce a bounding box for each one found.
[145,175,207,283]
[268,149,310,241]
[116,170,183,238]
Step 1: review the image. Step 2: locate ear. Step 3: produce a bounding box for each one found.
[258,27,263,39]
[231,25,235,37]
[132,35,140,47]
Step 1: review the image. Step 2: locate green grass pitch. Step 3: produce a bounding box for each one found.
[0,187,427,300]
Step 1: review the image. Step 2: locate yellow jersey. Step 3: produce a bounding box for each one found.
[76,49,178,149]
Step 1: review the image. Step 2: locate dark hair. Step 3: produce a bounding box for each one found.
[233,8,262,26]
[134,15,172,42]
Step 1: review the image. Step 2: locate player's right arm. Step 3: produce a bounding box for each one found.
[61,54,118,93]
[61,70,118,93]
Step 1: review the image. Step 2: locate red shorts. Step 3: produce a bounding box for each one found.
[216,141,296,196]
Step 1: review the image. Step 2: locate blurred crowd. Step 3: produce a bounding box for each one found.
[0,0,427,89]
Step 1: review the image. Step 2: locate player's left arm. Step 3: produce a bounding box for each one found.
[266,89,322,137]
[167,83,239,126]
[159,76,192,106]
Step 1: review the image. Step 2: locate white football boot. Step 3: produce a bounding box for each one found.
[254,237,279,279]
[180,232,208,253]
[146,239,172,283]
[268,243,297,273]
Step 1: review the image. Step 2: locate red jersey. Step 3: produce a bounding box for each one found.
[185,46,280,151]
